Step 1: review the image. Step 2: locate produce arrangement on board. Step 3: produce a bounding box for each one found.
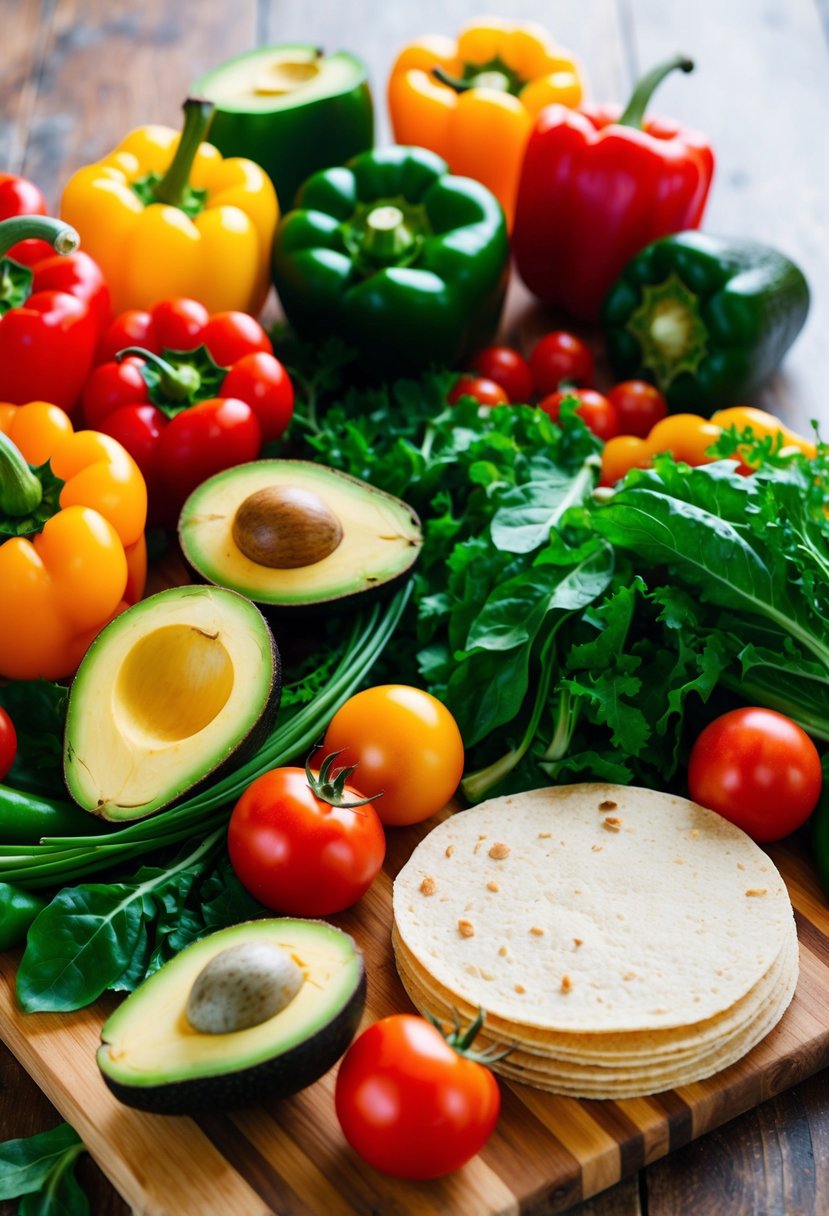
[0,12,827,1213]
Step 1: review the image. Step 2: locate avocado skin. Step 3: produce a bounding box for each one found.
[98,967,366,1115]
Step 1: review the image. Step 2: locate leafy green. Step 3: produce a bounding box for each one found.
[0,1123,87,1214]
[0,682,67,797]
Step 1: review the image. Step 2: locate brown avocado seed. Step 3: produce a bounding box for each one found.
[232,485,344,569]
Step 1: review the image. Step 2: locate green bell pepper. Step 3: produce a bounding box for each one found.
[272,145,510,374]
[0,882,46,951]
[602,232,810,413]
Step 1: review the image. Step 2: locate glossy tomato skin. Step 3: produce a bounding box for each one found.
[228,767,386,916]
[540,388,620,442]
[607,380,668,438]
[530,331,594,395]
[335,1015,500,1179]
[0,708,17,782]
[322,686,465,827]
[469,346,534,403]
[448,375,509,408]
[688,708,822,843]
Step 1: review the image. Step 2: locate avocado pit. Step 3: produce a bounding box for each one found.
[186,941,305,1034]
[232,484,344,569]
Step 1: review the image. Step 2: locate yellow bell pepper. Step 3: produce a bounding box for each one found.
[61,99,278,316]
[710,407,817,463]
[388,19,584,226]
[0,401,147,680]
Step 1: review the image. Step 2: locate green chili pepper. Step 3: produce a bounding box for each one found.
[272,145,510,374]
[0,784,100,845]
[0,882,47,950]
[602,231,810,413]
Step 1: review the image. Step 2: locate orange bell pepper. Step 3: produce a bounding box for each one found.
[0,401,147,679]
[388,19,584,226]
[601,407,816,485]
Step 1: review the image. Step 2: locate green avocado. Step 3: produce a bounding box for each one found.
[192,45,374,210]
[97,919,366,1114]
[178,459,423,610]
[64,586,280,822]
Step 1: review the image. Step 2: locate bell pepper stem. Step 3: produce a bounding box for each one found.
[0,432,43,516]
[152,97,215,210]
[0,216,79,260]
[617,54,694,129]
[117,346,202,402]
[432,65,511,93]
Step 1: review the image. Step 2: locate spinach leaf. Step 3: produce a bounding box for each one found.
[0,1123,86,1213]
[0,682,67,797]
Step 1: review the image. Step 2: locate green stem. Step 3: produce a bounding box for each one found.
[0,215,79,259]
[0,431,43,515]
[433,66,511,93]
[152,97,215,209]
[617,54,694,129]
[117,346,201,401]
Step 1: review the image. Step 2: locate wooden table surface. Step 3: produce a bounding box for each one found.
[2,1,829,1213]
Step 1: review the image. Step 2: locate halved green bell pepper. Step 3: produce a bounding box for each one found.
[272,146,510,374]
[602,232,810,413]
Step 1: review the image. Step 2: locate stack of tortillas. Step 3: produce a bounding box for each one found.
[392,784,798,1098]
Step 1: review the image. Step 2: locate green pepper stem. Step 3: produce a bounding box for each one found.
[617,54,694,129]
[432,65,511,93]
[152,97,215,209]
[0,432,43,516]
[117,346,202,401]
[0,216,79,260]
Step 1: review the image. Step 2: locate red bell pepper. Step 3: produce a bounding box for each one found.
[512,55,715,324]
[0,188,110,413]
[82,299,294,523]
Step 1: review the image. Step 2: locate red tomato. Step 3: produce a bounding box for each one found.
[335,1014,500,1179]
[607,380,668,438]
[322,685,465,827]
[202,312,273,365]
[540,388,620,442]
[0,708,17,782]
[82,357,148,428]
[688,708,822,842]
[156,397,261,509]
[448,375,509,408]
[530,331,594,395]
[222,352,294,443]
[96,311,156,364]
[227,765,385,916]
[469,346,534,403]
[151,298,209,351]
[0,174,47,220]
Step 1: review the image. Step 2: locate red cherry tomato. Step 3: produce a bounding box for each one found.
[469,346,534,403]
[448,375,509,408]
[82,357,148,428]
[156,397,261,510]
[322,685,465,827]
[227,765,385,916]
[96,311,156,364]
[607,380,668,438]
[201,312,272,366]
[335,1014,500,1179]
[151,298,209,351]
[530,331,594,395]
[0,174,47,220]
[540,388,620,442]
[0,708,17,782]
[222,352,294,443]
[688,708,822,843]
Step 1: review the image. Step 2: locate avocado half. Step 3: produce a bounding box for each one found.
[192,45,373,210]
[64,586,280,822]
[178,460,422,610]
[98,919,366,1115]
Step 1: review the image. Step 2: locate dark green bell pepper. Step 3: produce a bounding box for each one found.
[602,232,810,413]
[0,882,46,951]
[272,146,510,374]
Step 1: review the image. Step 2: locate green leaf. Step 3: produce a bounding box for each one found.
[19,1158,89,1216]
[0,1124,83,1201]
[490,460,598,554]
[0,681,67,796]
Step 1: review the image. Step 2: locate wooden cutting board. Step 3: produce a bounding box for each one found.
[0,826,827,1216]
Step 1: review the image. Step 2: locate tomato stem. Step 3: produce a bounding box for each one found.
[305,750,381,809]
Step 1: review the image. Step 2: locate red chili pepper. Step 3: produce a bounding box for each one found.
[82,299,294,523]
[0,194,110,412]
[512,55,714,324]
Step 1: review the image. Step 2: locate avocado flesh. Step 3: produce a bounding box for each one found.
[179,460,422,608]
[193,46,373,209]
[64,586,278,821]
[98,919,365,1114]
